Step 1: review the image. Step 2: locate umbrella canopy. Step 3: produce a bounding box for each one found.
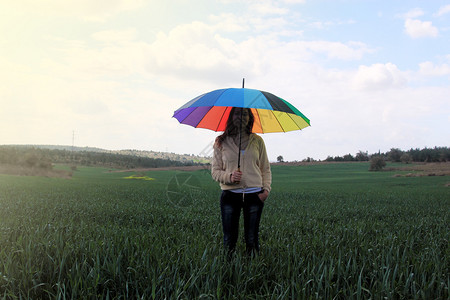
[173,88,310,133]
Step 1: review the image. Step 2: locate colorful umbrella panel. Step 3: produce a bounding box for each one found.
[173,88,310,134]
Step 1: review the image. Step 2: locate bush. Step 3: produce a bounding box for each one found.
[369,156,386,171]
[23,153,39,168]
[400,153,412,164]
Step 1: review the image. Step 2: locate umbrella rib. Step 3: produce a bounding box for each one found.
[272,110,286,133]
[254,108,264,134]
[191,106,213,128]
[214,107,229,132]
[286,112,302,131]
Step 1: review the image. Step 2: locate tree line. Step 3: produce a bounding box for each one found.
[0,146,203,170]
[323,147,450,163]
[2,145,448,173]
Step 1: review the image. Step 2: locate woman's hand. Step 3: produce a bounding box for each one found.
[230,170,242,183]
[258,190,269,202]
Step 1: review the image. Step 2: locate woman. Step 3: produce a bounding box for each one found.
[211,107,271,255]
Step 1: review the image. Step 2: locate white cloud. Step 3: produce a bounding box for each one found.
[41,37,147,79]
[250,16,290,32]
[209,13,249,32]
[250,1,289,15]
[219,0,303,14]
[404,19,439,38]
[134,21,374,92]
[39,17,373,92]
[308,19,356,30]
[419,61,450,76]
[401,8,425,19]
[352,63,407,91]
[142,22,272,86]
[270,40,373,62]
[436,4,450,17]
[302,41,373,60]
[282,0,306,3]
[33,20,273,93]
[209,12,289,33]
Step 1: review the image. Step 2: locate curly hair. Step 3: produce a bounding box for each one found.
[215,107,254,148]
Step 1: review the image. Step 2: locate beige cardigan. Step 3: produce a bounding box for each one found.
[211,134,272,192]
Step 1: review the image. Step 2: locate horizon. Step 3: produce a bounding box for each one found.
[2,143,448,163]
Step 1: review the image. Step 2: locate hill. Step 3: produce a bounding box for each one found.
[0,145,211,177]
[2,144,211,164]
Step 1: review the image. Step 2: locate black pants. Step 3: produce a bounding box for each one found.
[220,190,264,255]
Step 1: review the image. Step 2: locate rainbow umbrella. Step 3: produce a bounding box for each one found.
[173,81,310,166]
[173,90,310,133]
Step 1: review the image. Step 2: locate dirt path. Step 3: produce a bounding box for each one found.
[389,162,450,177]
[109,165,209,173]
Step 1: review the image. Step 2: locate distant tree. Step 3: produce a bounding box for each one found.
[408,148,420,161]
[387,148,403,162]
[355,151,369,161]
[438,147,450,161]
[369,156,386,171]
[277,155,284,163]
[343,153,354,161]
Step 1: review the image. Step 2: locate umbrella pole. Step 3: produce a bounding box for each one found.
[237,78,245,171]
[238,107,243,170]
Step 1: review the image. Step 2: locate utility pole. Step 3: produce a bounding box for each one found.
[72,130,75,164]
[71,130,77,170]
[72,130,75,153]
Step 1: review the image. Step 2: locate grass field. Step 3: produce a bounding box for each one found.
[0,163,449,299]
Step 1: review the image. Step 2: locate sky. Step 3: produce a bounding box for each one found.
[1,0,449,162]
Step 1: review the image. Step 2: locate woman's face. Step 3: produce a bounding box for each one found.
[232,108,250,128]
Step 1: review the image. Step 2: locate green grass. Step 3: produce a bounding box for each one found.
[0,163,448,299]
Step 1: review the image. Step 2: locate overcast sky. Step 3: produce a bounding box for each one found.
[1,0,449,161]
